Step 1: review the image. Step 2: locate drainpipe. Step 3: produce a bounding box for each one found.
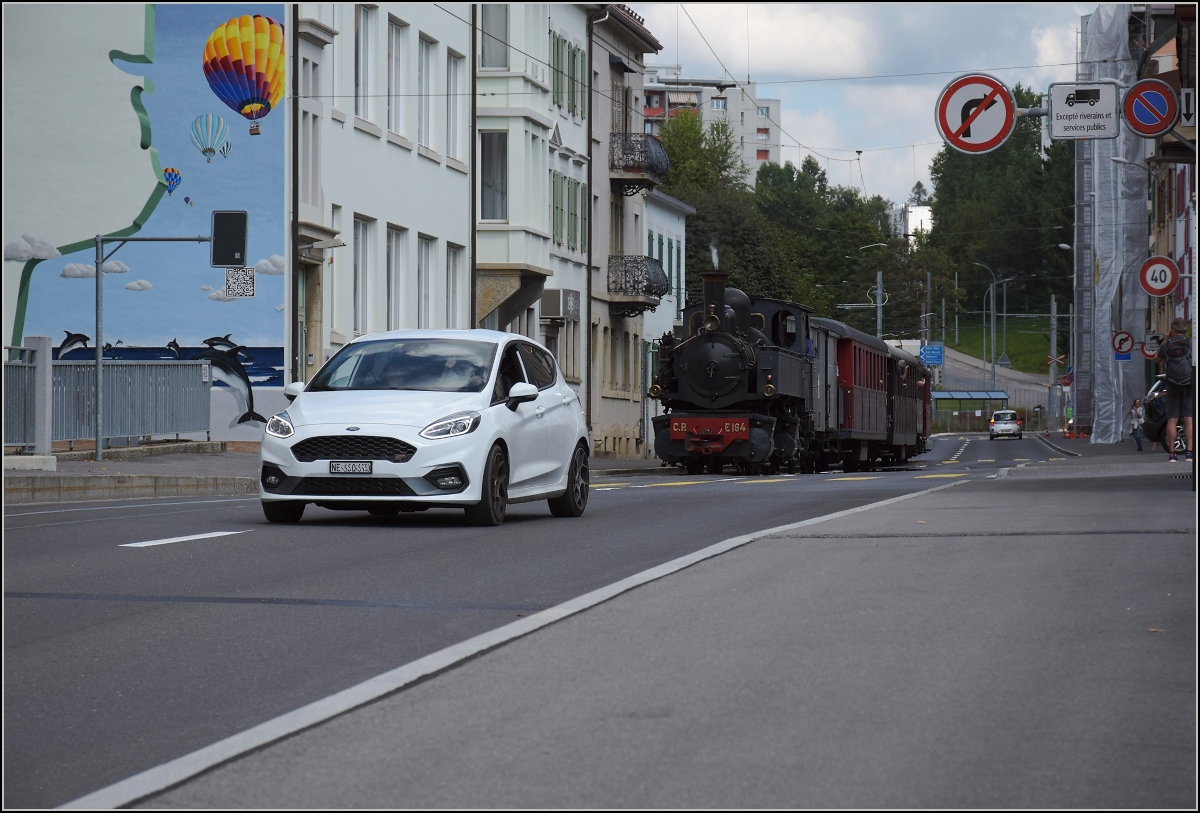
[470,3,478,327]
[586,6,610,432]
[290,4,300,383]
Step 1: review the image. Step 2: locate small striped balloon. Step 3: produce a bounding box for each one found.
[219,141,233,159]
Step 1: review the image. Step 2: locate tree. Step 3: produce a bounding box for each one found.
[907,181,931,206]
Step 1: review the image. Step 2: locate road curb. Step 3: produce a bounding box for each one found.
[4,474,258,505]
[1036,434,1082,457]
[51,441,229,463]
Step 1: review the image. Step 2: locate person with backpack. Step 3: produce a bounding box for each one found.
[1154,318,1194,463]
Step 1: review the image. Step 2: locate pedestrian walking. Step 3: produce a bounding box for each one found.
[1154,317,1194,463]
[1127,398,1144,452]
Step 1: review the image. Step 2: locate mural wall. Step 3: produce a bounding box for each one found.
[2,4,286,439]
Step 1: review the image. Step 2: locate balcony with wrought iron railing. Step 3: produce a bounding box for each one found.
[607,255,669,317]
[609,132,669,195]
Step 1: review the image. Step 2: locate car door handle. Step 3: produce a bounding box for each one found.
[536,406,546,418]
[562,396,573,404]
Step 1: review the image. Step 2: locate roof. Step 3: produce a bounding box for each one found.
[606,4,663,54]
[931,391,1010,401]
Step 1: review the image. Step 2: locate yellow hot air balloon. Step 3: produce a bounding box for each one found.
[203,15,285,135]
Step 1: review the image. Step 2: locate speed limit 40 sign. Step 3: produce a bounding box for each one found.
[1138,256,1179,297]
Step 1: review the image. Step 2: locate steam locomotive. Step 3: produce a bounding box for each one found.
[648,270,932,474]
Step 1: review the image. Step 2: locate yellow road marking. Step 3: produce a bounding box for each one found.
[1013,458,1029,461]
[738,478,793,484]
[641,480,708,487]
[825,476,883,481]
[915,473,968,478]
[977,459,995,462]
[1048,457,1065,461]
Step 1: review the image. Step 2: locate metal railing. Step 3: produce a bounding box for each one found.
[51,361,212,441]
[3,352,212,449]
[609,132,669,194]
[608,255,669,317]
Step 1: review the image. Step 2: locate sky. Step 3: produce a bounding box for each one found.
[627,2,1096,206]
[24,3,286,349]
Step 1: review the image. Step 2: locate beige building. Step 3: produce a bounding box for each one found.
[588,5,667,457]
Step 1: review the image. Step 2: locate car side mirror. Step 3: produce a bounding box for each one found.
[505,381,538,411]
[283,381,305,402]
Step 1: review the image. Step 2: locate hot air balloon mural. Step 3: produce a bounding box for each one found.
[190,114,228,163]
[202,15,285,136]
[219,141,233,159]
[163,167,182,196]
[183,197,195,206]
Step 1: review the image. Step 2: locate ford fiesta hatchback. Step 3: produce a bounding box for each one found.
[989,410,1022,440]
[259,330,590,526]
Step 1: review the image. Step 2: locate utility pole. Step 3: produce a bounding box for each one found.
[876,269,883,338]
[925,270,932,346]
[1049,294,1057,433]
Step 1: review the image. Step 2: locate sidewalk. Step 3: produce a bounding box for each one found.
[2,441,675,505]
[94,450,1196,809]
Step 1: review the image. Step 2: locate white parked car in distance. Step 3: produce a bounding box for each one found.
[989,409,1022,440]
[259,330,590,526]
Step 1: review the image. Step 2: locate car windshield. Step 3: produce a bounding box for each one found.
[307,338,497,393]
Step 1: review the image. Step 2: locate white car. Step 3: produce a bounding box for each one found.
[259,330,590,526]
[989,409,1022,440]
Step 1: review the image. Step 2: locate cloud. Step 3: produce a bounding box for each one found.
[200,284,214,291]
[208,288,237,302]
[254,254,285,275]
[4,233,61,262]
[124,279,153,291]
[60,260,131,278]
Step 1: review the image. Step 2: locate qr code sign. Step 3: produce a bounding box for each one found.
[225,267,255,298]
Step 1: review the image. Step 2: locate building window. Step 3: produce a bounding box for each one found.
[581,183,589,253]
[353,217,373,334]
[757,149,769,160]
[417,236,434,328]
[446,244,463,328]
[710,97,726,111]
[665,237,671,293]
[481,132,507,220]
[387,19,406,134]
[481,4,508,69]
[567,177,579,249]
[757,106,769,117]
[299,55,321,207]
[418,37,435,148]
[354,5,375,120]
[386,226,406,330]
[757,127,769,140]
[446,52,463,159]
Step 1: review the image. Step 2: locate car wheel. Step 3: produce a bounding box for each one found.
[1017,434,1022,440]
[548,444,589,517]
[989,435,996,440]
[1160,426,1186,454]
[465,444,508,526]
[262,500,305,523]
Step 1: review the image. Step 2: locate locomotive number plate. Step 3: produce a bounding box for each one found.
[669,417,750,440]
[330,461,372,474]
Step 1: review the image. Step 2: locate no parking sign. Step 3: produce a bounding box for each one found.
[1123,79,1179,138]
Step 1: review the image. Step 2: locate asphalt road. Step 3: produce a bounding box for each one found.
[2,436,1096,808]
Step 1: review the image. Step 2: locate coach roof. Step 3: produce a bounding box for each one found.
[810,317,891,354]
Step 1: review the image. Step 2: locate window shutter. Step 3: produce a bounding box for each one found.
[647,229,654,256]
[666,237,673,293]
[581,183,588,252]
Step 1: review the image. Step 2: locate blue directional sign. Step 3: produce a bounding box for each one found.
[919,344,944,366]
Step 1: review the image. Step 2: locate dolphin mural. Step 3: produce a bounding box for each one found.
[167,338,183,359]
[56,331,90,359]
[191,345,267,427]
[203,333,253,362]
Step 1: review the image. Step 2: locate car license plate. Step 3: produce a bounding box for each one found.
[330,461,372,474]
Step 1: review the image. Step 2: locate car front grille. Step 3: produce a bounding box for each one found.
[291,435,416,463]
[292,477,417,496]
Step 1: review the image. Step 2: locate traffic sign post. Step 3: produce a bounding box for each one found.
[1123,79,1179,138]
[935,74,1017,155]
[1048,82,1119,139]
[1138,256,1180,297]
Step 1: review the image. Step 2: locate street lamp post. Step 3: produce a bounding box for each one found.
[858,243,887,338]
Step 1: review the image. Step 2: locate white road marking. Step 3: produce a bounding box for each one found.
[61,479,972,810]
[119,531,250,548]
[6,497,257,517]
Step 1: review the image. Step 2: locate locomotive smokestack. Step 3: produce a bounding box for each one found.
[700,269,729,331]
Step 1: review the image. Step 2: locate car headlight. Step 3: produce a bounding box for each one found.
[265,411,295,438]
[420,411,481,439]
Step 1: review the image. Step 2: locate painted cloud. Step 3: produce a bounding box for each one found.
[254,254,285,276]
[60,260,131,278]
[4,234,62,262]
[124,279,153,291]
[207,288,236,302]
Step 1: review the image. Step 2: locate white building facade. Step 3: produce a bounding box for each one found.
[290,4,474,382]
[643,65,781,185]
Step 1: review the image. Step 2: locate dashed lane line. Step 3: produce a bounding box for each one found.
[915,473,969,479]
[119,531,251,548]
[825,476,883,481]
